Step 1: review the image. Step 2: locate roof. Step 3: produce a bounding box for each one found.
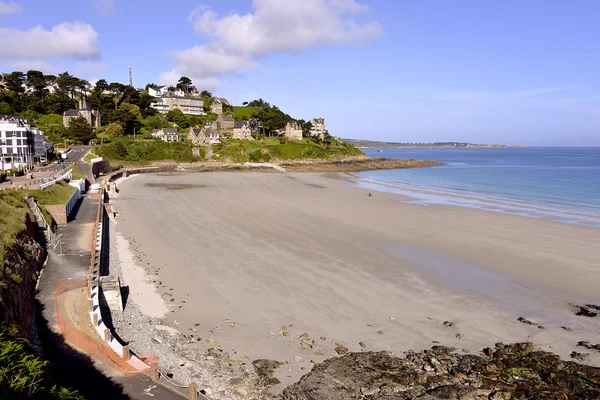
[190,128,202,135]
[233,121,248,129]
[81,98,90,110]
[163,128,178,134]
[64,110,81,116]
[220,115,234,122]
[218,97,230,105]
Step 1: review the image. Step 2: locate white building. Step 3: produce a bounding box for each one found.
[150,95,206,115]
[0,115,35,171]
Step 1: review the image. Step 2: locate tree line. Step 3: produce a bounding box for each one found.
[0,70,325,144]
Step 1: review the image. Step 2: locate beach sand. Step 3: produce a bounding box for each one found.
[111,171,600,393]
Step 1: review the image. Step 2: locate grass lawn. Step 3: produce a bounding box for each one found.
[0,191,29,265]
[83,149,98,163]
[231,106,260,120]
[69,165,86,181]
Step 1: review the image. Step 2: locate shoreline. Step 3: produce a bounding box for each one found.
[107,171,600,398]
[104,156,444,177]
[353,175,600,229]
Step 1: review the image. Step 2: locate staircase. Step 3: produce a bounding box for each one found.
[99,275,123,313]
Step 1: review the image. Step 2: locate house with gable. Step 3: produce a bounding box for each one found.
[232,121,253,140]
[151,128,181,142]
[283,122,303,141]
[62,98,101,128]
[216,114,235,130]
[309,117,326,139]
[188,127,220,145]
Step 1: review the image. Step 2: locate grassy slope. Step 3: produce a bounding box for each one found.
[230,106,260,120]
[96,138,197,165]
[214,137,364,163]
[0,191,29,266]
[69,165,86,181]
[0,196,81,399]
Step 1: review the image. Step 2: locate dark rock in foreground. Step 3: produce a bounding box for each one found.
[280,343,600,399]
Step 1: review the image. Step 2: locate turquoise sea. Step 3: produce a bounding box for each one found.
[357,147,600,228]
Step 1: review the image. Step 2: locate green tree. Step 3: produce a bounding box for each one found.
[200,90,212,99]
[37,114,64,141]
[143,113,170,131]
[113,103,142,135]
[105,122,124,138]
[4,71,25,93]
[0,101,12,115]
[65,116,94,144]
[166,109,189,129]
[26,70,46,97]
[42,91,75,114]
[177,76,192,94]
[56,71,78,95]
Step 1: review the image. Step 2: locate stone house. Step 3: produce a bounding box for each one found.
[205,120,218,130]
[151,128,181,142]
[309,117,326,139]
[210,100,223,115]
[63,98,101,128]
[232,121,253,140]
[188,127,220,145]
[283,122,303,141]
[216,114,235,130]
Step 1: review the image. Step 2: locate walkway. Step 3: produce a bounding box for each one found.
[35,155,185,399]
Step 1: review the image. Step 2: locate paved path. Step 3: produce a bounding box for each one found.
[35,155,185,399]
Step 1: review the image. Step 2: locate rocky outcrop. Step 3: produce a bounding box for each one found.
[0,217,46,343]
[280,157,444,172]
[280,343,600,399]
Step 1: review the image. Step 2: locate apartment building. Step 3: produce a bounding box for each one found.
[0,115,35,170]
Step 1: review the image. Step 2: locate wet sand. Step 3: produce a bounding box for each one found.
[111,172,600,392]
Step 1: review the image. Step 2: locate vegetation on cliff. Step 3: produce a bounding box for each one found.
[0,191,29,267]
[0,326,81,399]
[0,193,81,399]
[96,138,201,165]
[214,137,363,163]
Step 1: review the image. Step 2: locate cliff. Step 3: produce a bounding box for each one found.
[0,216,46,343]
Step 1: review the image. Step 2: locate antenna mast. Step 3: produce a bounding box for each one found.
[128,63,133,86]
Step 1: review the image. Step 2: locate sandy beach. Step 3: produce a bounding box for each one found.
[109,171,600,397]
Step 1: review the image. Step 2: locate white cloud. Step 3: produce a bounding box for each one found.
[0,22,100,60]
[92,0,116,15]
[0,1,21,15]
[162,0,381,88]
[73,61,107,78]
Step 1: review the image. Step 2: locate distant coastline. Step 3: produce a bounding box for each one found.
[343,139,523,149]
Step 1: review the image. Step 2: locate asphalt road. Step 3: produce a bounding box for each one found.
[35,145,91,173]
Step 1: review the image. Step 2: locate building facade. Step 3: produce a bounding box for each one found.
[217,114,235,130]
[283,122,303,140]
[0,115,35,170]
[210,100,223,115]
[232,121,253,140]
[151,95,206,116]
[63,98,101,128]
[309,118,326,139]
[151,128,182,142]
[188,127,220,145]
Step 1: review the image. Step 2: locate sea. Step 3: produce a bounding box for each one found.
[357,147,600,228]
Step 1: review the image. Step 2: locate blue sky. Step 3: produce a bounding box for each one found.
[1,0,599,145]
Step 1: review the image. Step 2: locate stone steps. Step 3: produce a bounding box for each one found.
[99,275,123,313]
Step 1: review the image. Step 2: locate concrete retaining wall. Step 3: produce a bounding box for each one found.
[87,188,152,374]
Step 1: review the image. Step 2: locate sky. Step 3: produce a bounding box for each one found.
[0,0,599,146]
